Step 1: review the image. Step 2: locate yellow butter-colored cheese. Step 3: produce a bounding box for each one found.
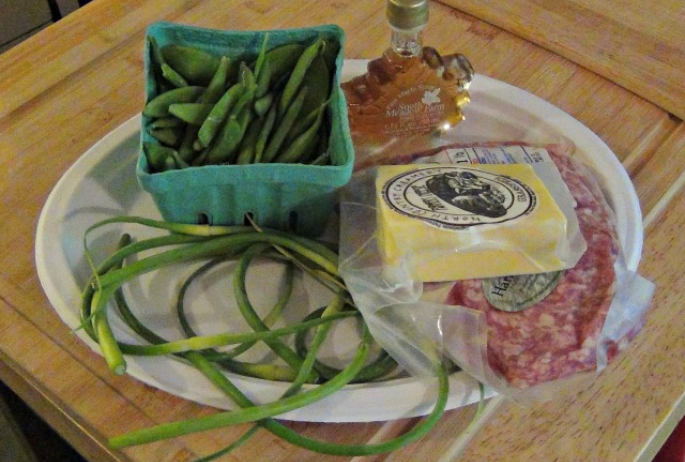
[376,163,570,282]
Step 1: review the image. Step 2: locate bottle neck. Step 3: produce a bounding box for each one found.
[390,25,424,57]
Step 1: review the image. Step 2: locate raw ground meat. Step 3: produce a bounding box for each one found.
[440,144,620,387]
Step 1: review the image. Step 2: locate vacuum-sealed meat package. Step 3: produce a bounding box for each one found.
[339,142,654,402]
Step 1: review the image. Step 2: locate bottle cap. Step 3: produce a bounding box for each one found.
[387,0,429,30]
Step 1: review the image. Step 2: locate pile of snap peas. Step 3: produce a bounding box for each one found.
[143,34,336,172]
[80,216,485,460]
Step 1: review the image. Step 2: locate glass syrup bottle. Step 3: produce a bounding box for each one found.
[342,0,473,167]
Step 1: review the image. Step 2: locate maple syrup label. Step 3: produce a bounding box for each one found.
[344,59,464,150]
[382,85,450,137]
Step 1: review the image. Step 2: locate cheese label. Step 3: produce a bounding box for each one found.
[381,166,537,229]
[376,163,575,282]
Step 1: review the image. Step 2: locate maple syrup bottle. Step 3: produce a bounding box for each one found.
[342,0,473,169]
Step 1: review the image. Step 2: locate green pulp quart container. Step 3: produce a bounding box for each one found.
[136,22,353,236]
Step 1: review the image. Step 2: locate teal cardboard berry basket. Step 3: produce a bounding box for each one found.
[136,22,353,236]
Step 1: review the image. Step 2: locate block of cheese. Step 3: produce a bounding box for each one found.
[376,163,577,282]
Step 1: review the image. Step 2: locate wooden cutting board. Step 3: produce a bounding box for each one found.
[439,0,685,121]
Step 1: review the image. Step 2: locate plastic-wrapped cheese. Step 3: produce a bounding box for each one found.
[376,163,585,282]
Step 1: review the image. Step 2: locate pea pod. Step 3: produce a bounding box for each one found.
[148,37,190,88]
[320,38,340,72]
[197,82,244,148]
[204,117,242,165]
[162,44,220,86]
[198,56,231,104]
[168,103,214,125]
[178,125,200,163]
[254,100,277,163]
[240,61,256,90]
[150,116,184,129]
[143,142,175,172]
[147,36,173,93]
[299,55,330,118]
[205,105,252,165]
[161,63,188,88]
[262,85,308,163]
[143,86,204,118]
[253,92,274,118]
[169,149,191,169]
[229,85,256,118]
[287,101,328,144]
[253,33,270,81]
[236,116,264,165]
[263,43,305,89]
[275,102,325,164]
[255,59,271,99]
[278,38,323,117]
[149,127,182,147]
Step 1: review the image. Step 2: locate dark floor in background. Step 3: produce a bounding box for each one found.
[0,380,87,462]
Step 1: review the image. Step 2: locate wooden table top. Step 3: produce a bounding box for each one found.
[1,1,683,461]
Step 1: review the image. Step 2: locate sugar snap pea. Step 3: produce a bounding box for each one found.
[262,85,308,163]
[253,33,270,81]
[205,104,252,165]
[278,38,323,117]
[150,127,182,147]
[299,55,330,118]
[239,61,256,90]
[254,100,277,163]
[263,43,305,89]
[162,44,220,86]
[255,58,271,99]
[275,104,325,164]
[143,142,175,172]
[203,86,256,163]
[236,116,263,165]
[161,63,189,87]
[234,105,255,159]
[320,38,340,72]
[198,56,231,104]
[169,149,191,169]
[178,125,199,163]
[150,116,184,129]
[253,92,273,118]
[143,36,337,169]
[287,101,328,144]
[148,37,189,89]
[228,85,256,119]
[168,103,214,125]
[147,36,173,93]
[197,82,244,148]
[143,86,204,118]
[163,155,177,171]
[204,116,242,164]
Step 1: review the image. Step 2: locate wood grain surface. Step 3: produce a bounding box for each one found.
[0,1,683,461]
[439,0,685,121]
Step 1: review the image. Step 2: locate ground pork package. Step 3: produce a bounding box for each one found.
[339,142,655,403]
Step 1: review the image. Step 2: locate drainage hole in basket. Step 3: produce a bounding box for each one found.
[197,213,211,225]
[288,211,299,233]
[243,212,255,226]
